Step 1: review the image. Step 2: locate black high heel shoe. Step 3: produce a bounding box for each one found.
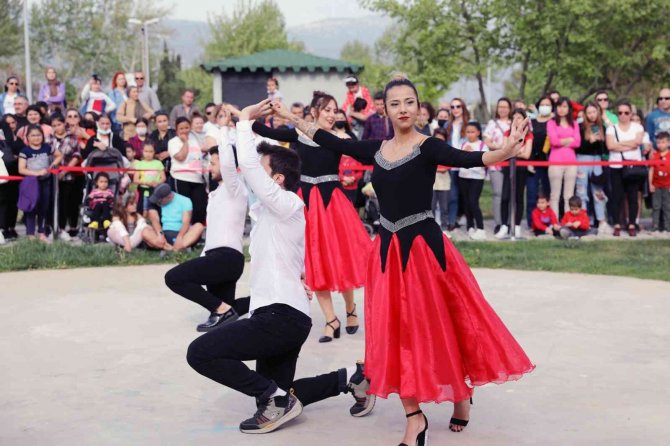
[399,410,428,446]
[318,318,341,343]
[345,304,359,335]
[449,397,473,432]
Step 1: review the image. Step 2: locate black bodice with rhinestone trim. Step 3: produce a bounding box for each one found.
[252,121,343,208]
[313,129,486,271]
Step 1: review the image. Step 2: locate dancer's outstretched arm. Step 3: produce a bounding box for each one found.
[251,120,299,143]
[236,101,303,217]
[219,141,245,198]
[271,101,379,164]
[423,118,530,168]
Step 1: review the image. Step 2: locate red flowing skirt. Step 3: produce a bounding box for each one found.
[298,187,371,292]
[365,233,535,403]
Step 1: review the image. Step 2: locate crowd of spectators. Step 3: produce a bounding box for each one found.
[1,68,669,249]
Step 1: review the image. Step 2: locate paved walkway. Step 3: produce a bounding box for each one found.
[0,265,668,445]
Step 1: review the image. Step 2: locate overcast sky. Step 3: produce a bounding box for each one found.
[167,0,373,27]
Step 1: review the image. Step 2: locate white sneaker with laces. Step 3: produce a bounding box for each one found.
[58,230,72,241]
[495,224,509,239]
[514,225,522,238]
[470,228,487,240]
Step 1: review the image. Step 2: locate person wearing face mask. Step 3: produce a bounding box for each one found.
[128,118,150,159]
[435,108,450,129]
[116,86,154,141]
[82,113,125,160]
[251,91,372,345]
[526,95,553,227]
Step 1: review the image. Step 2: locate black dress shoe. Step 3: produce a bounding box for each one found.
[197,308,239,332]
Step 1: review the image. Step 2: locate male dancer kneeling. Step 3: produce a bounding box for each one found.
[186,101,374,434]
[164,144,250,331]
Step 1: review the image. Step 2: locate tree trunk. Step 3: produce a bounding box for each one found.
[475,71,489,121]
[519,50,530,100]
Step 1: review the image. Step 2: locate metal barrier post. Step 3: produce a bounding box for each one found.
[53,172,59,241]
[508,157,517,240]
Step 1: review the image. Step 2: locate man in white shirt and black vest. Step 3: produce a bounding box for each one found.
[185,100,375,434]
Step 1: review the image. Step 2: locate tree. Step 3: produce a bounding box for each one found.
[205,0,304,60]
[0,0,22,61]
[178,67,213,110]
[362,0,506,117]
[29,0,170,82]
[339,40,392,94]
[156,42,186,112]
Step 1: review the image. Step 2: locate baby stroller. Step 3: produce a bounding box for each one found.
[78,155,122,243]
[359,171,380,236]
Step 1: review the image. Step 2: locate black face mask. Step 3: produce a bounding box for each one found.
[334,121,347,129]
[437,119,448,128]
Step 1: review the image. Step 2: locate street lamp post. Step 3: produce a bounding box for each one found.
[23,0,32,102]
[128,18,160,87]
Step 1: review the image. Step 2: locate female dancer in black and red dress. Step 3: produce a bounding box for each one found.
[270,78,535,446]
[251,91,371,343]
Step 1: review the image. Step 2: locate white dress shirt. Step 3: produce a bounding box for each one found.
[237,120,310,317]
[203,134,248,254]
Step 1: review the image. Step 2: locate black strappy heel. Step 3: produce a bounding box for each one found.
[345,304,359,335]
[318,318,341,343]
[399,410,428,446]
[449,397,473,432]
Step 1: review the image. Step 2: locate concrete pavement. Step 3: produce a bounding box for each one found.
[0,265,668,445]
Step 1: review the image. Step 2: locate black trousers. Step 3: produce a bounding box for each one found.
[90,202,112,224]
[165,247,247,314]
[501,166,527,226]
[173,179,207,225]
[458,177,484,230]
[610,169,643,226]
[58,176,84,229]
[187,303,344,406]
[0,164,19,230]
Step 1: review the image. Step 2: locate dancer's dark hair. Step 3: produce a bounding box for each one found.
[256,142,301,192]
[382,78,419,104]
[310,91,338,117]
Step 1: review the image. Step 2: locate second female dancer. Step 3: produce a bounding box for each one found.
[270,78,535,446]
[251,92,372,343]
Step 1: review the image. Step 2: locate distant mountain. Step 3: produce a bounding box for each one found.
[163,15,391,67]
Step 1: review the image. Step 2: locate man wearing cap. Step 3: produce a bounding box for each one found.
[164,144,251,332]
[147,183,204,251]
[341,75,374,122]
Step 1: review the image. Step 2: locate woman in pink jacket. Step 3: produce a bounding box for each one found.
[547,97,581,215]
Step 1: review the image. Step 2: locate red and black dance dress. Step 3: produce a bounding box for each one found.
[252,122,371,292]
[312,129,535,404]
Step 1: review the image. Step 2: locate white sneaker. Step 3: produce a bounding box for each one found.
[58,230,72,241]
[514,225,522,238]
[470,228,487,240]
[597,222,612,236]
[467,227,476,236]
[0,231,5,245]
[495,224,509,239]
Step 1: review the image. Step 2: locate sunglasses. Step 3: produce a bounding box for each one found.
[135,77,144,80]
[206,111,213,115]
[451,104,462,109]
[596,97,609,102]
[658,97,670,101]
[617,111,631,116]
[8,82,18,85]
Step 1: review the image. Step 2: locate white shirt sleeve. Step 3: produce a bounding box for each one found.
[236,120,302,218]
[167,137,182,157]
[219,142,244,197]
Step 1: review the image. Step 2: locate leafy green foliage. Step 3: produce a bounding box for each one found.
[362,0,670,109]
[156,42,186,112]
[205,0,304,61]
[0,0,22,61]
[339,40,392,94]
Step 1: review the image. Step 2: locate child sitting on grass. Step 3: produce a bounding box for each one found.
[531,194,560,237]
[559,196,591,239]
[87,172,114,230]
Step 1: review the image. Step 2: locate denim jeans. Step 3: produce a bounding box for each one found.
[447,170,460,225]
[575,155,607,222]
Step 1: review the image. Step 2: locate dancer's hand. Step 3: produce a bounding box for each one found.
[301,273,313,300]
[239,99,273,121]
[270,101,291,119]
[504,117,530,158]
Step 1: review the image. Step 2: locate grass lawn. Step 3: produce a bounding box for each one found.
[1,239,668,282]
[453,239,670,282]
